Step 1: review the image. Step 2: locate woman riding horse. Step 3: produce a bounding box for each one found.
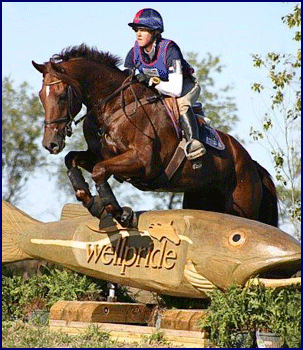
[125,8,206,161]
[32,41,278,229]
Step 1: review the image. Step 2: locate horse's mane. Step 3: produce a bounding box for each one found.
[51,43,122,68]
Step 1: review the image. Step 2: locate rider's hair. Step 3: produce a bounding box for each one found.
[152,30,162,42]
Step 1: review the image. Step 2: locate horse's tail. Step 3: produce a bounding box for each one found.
[2,200,39,263]
[254,161,279,227]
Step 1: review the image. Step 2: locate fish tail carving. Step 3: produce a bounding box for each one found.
[2,200,39,263]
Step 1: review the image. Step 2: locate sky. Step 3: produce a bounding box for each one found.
[2,2,299,224]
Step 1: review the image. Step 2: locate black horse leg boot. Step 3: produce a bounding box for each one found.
[96,182,135,227]
[179,107,206,160]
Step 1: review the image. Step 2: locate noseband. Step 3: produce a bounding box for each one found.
[43,79,80,137]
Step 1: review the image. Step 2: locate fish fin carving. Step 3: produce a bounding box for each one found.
[145,221,181,244]
[2,200,37,263]
[184,260,215,292]
[60,203,91,220]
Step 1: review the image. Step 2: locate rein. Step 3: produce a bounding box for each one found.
[42,71,162,140]
[72,72,138,126]
[97,71,163,139]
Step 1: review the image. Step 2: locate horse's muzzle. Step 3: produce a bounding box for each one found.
[43,138,65,154]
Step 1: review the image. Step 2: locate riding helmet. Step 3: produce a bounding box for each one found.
[128,8,164,33]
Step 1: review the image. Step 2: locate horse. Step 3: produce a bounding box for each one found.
[32,44,278,228]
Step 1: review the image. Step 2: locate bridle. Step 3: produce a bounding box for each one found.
[43,79,81,137]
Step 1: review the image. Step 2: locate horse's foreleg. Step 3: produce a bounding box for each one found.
[91,150,145,227]
[65,151,101,213]
[65,150,98,172]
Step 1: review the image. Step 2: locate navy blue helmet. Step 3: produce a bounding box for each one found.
[128,8,164,33]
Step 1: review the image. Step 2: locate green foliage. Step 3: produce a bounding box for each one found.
[141,329,171,346]
[2,320,181,348]
[199,285,253,347]
[250,3,301,238]
[186,52,239,134]
[2,320,117,348]
[282,3,301,38]
[199,282,301,348]
[2,77,46,204]
[79,323,111,344]
[2,266,107,321]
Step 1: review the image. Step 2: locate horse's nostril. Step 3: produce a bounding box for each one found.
[50,143,59,152]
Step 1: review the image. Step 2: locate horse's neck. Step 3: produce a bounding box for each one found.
[71,61,177,146]
[70,61,125,108]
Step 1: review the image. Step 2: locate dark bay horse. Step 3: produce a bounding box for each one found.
[32,44,278,227]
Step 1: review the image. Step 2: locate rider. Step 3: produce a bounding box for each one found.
[125,8,206,160]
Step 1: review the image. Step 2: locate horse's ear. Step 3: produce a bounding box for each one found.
[50,60,66,74]
[32,61,46,74]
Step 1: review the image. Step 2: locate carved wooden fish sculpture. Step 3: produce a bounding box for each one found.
[2,200,301,298]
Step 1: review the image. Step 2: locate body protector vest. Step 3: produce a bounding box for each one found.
[133,39,172,81]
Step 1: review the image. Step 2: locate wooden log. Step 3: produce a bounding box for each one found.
[50,300,207,331]
[49,320,208,348]
[50,300,152,324]
[148,308,207,331]
[162,309,206,331]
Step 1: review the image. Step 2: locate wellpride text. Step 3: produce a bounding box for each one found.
[86,236,178,275]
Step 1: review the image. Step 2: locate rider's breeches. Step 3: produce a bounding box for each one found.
[177,76,201,115]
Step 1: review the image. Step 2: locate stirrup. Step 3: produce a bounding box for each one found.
[184,140,206,160]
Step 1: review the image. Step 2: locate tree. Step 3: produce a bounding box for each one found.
[187,52,239,133]
[250,3,301,239]
[2,77,46,204]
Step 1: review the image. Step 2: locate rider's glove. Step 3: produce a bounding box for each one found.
[136,73,149,83]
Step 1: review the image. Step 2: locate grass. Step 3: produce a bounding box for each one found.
[2,321,180,348]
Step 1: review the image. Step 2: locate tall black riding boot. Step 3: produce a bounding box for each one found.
[179,107,206,160]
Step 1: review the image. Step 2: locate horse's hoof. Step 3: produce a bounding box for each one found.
[119,206,137,228]
[84,195,106,218]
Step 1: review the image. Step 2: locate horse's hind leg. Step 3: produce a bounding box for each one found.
[228,169,263,220]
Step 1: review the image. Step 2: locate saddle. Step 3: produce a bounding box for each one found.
[163,97,225,151]
[130,97,226,190]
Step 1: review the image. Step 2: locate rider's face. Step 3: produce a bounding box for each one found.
[135,28,154,51]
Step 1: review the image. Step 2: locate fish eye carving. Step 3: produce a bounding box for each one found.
[233,234,241,242]
[229,231,246,247]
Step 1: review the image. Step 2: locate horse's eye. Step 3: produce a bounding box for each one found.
[58,92,68,101]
